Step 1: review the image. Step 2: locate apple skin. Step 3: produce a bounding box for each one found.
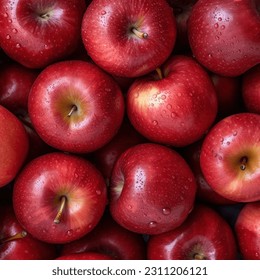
[13,152,107,244]
[0,0,86,69]
[81,0,177,77]
[147,204,238,260]
[242,65,260,114]
[109,143,197,235]
[211,73,242,118]
[60,212,146,260]
[183,139,235,205]
[0,105,29,188]
[200,113,260,202]
[56,252,113,260]
[28,60,125,154]
[188,0,260,77]
[0,205,57,260]
[127,55,218,147]
[91,119,146,184]
[235,202,260,260]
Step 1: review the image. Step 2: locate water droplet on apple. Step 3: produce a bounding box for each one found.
[6,34,11,40]
[208,53,213,58]
[214,23,219,28]
[221,25,225,30]
[218,156,223,160]
[12,28,17,34]
[101,10,106,15]
[44,44,48,49]
[150,103,154,107]
[149,221,157,228]
[227,141,230,145]
[161,95,166,100]
[16,43,21,48]
[134,92,139,98]
[171,112,177,118]
[215,36,220,40]
[188,177,193,183]
[105,88,111,92]
[233,131,237,136]
[152,120,158,125]
[3,12,8,18]
[167,104,172,110]
[128,205,133,210]
[8,19,12,23]
[162,207,171,215]
[66,229,73,236]
[96,189,102,195]
[88,224,93,230]
[218,17,222,21]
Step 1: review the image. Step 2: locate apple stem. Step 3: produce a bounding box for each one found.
[193,253,206,260]
[155,68,164,80]
[67,105,77,117]
[0,231,27,244]
[54,196,67,224]
[131,27,148,39]
[240,156,248,171]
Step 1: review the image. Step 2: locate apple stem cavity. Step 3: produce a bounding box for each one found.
[240,156,248,171]
[0,231,27,244]
[131,27,148,39]
[155,68,164,80]
[193,253,206,260]
[54,196,67,224]
[67,105,78,117]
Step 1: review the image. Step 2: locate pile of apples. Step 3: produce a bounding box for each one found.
[0,0,259,260]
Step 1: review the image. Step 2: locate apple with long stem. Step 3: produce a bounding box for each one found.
[13,152,107,244]
[28,60,125,154]
[81,0,177,77]
[0,0,86,69]
[200,113,260,202]
[0,205,57,260]
[147,204,238,260]
[109,143,197,235]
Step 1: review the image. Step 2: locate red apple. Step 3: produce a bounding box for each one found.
[200,113,260,202]
[0,62,51,159]
[235,202,260,260]
[242,64,260,114]
[188,0,260,77]
[147,204,238,260]
[56,252,113,260]
[127,55,218,147]
[183,139,235,205]
[81,0,177,77]
[0,105,29,188]
[0,0,86,69]
[13,152,107,244]
[109,143,197,235]
[60,212,146,260]
[28,60,125,154]
[91,119,146,184]
[0,205,57,260]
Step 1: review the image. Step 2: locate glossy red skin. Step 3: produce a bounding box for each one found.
[211,73,242,117]
[0,62,51,160]
[82,0,176,77]
[147,204,238,260]
[0,205,57,260]
[183,140,235,205]
[235,202,260,260]
[56,252,113,260]
[109,143,197,235]
[242,65,260,114]
[0,62,38,110]
[200,113,260,202]
[60,212,146,260]
[92,119,146,183]
[188,0,260,77]
[0,0,86,69]
[28,60,125,154]
[0,105,29,188]
[13,152,107,244]
[127,55,218,147]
